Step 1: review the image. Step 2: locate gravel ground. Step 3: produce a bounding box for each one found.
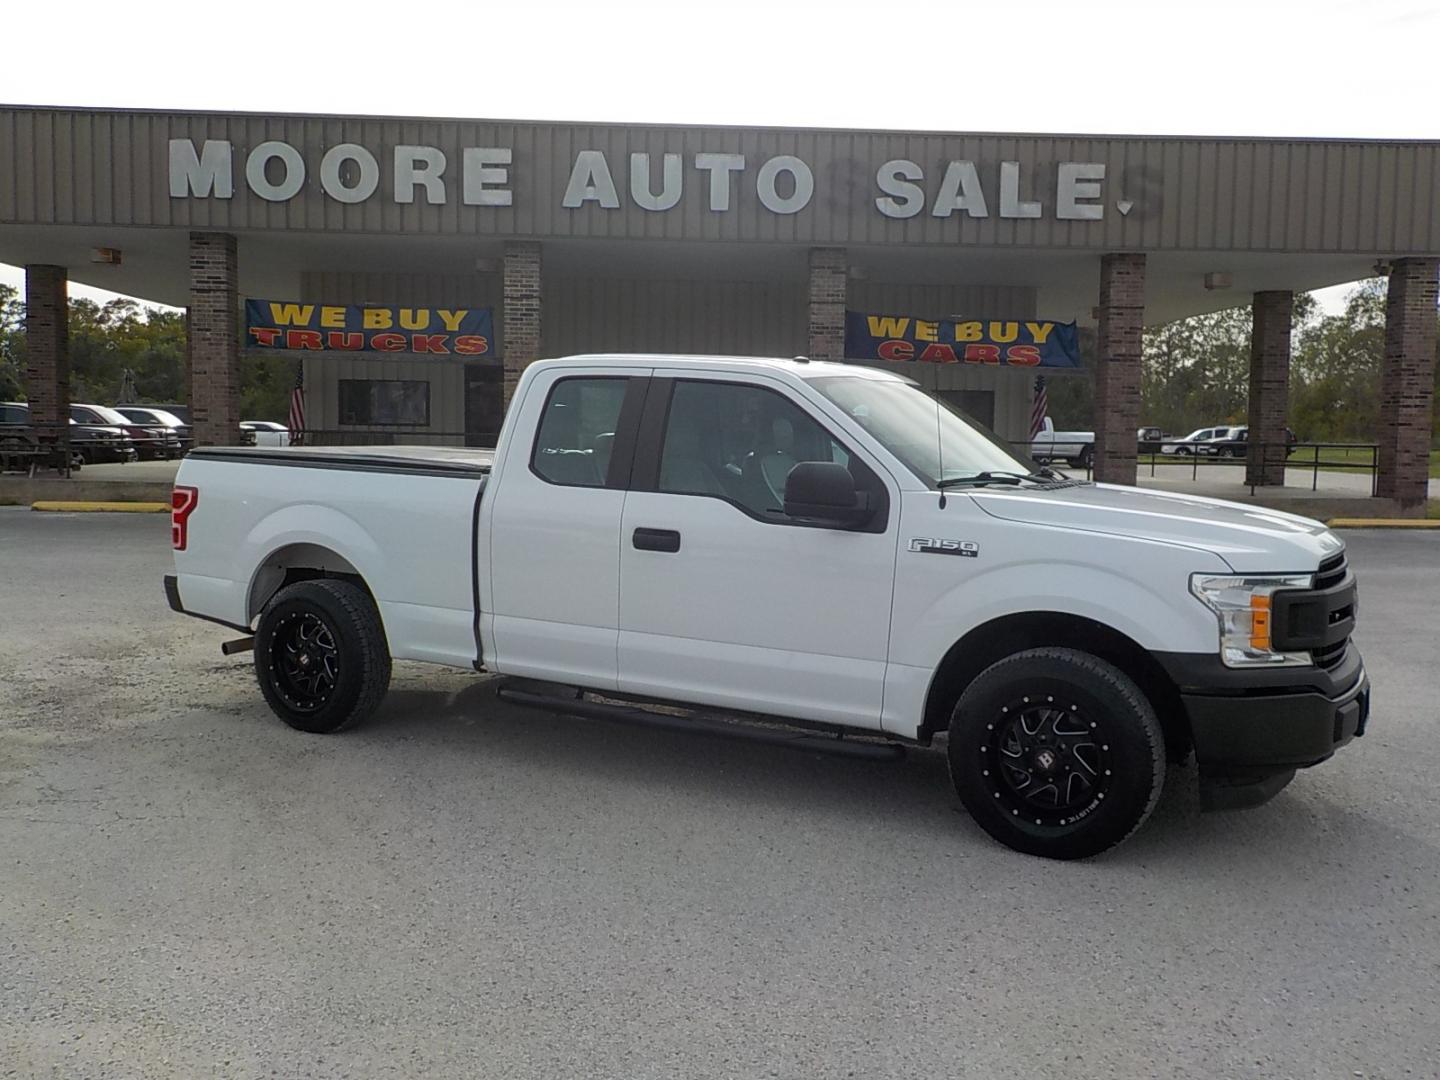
[1,508,1436,1079]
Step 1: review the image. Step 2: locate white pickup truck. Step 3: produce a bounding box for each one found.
[166,354,1368,859]
[1029,416,1095,469]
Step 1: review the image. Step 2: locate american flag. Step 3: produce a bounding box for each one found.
[1028,375,1048,440]
[287,363,306,447]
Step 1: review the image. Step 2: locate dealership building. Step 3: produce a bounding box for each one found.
[1,105,1436,505]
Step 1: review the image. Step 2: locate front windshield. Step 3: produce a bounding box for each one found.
[808,375,1034,487]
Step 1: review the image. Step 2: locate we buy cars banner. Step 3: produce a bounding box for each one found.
[844,311,1081,368]
[244,300,494,355]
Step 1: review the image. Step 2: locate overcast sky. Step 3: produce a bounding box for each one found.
[3,0,1436,311]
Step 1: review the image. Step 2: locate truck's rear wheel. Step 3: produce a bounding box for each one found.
[947,648,1165,860]
[254,579,391,734]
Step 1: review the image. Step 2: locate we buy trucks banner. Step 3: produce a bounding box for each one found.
[244,300,494,355]
[844,311,1081,368]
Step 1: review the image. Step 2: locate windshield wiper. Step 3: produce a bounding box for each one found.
[936,468,1076,490]
[936,471,1029,489]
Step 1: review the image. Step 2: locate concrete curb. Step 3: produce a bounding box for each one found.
[1326,518,1440,529]
[31,501,170,513]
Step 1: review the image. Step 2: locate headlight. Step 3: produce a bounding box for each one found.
[1189,573,1314,668]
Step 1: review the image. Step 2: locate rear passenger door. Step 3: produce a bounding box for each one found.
[486,365,649,690]
[616,373,899,730]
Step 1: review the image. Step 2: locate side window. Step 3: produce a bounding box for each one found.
[657,380,854,517]
[531,377,628,488]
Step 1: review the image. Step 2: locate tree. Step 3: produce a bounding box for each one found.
[0,283,22,400]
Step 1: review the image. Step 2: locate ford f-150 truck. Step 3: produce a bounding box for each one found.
[166,354,1368,859]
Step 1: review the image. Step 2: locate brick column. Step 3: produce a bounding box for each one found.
[1246,290,1293,487]
[502,241,542,406]
[807,248,847,360]
[1376,257,1439,508]
[1093,253,1146,484]
[188,232,240,448]
[23,265,70,467]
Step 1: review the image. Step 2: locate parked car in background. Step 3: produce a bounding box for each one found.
[1163,426,1230,456]
[71,403,167,461]
[0,401,129,466]
[1206,426,1298,459]
[152,404,192,425]
[1029,416,1095,468]
[1137,426,1165,454]
[113,405,192,455]
[240,420,292,447]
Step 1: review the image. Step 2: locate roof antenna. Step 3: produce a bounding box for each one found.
[935,391,946,509]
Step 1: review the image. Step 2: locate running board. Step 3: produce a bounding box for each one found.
[495,686,905,762]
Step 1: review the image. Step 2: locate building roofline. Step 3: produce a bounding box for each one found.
[1,102,1437,147]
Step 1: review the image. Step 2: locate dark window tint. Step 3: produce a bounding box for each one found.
[0,405,28,424]
[338,380,430,426]
[531,377,628,487]
[658,380,851,517]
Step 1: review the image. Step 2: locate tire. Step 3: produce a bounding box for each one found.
[1175,446,1192,456]
[947,648,1165,860]
[254,579,391,734]
[1074,446,1094,470]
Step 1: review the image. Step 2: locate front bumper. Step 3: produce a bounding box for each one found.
[1157,645,1369,810]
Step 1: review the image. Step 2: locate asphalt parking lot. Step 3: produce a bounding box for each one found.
[1,508,1437,1079]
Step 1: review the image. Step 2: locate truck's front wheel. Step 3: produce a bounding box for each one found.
[254,579,391,734]
[947,648,1165,859]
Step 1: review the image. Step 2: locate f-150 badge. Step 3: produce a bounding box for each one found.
[908,538,979,557]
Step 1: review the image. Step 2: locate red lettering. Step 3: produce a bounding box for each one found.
[917,343,958,363]
[370,332,407,352]
[963,344,1001,365]
[248,327,282,347]
[284,329,324,350]
[877,339,915,362]
[410,334,451,354]
[1005,345,1041,366]
[327,331,366,350]
[453,335,490,356]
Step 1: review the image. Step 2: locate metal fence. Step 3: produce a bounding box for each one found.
[1016,439,1382,496]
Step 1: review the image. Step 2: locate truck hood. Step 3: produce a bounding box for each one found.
[968,482,1344,573]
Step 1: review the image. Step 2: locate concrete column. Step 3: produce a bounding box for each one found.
[502,241,542,406]
[23,264,69,467]
[1093,253,1146,484]
[188,232,240,448]
[807,248,847,360]
[1376,257,1439,508]
[1245,290,1293,487]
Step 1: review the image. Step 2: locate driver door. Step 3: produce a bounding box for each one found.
[617,373,899,730]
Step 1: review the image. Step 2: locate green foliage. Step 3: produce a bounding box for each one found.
[0,283,23,400]
[1140,282,1438,444]
[241,355,296,423]
[2,290,289,421]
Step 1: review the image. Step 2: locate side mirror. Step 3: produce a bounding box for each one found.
[783,461,873,527]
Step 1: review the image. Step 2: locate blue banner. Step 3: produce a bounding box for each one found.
[244,299,493,356]
[844,311,1081,368]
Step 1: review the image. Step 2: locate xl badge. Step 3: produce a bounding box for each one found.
[909,537,979,558]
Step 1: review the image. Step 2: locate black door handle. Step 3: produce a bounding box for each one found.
[633,527,681,553]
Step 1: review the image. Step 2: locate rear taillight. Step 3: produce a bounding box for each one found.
[172,486,198,550]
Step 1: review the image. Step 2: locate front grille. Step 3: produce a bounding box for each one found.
[1315,551,1347,591]
[1311,551,1351,669]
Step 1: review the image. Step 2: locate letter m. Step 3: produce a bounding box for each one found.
[169,139,234,198]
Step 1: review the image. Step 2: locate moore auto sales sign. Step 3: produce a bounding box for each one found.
[169,138,1133,222]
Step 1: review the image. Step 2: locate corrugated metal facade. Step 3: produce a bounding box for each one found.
[4,106,1438,254]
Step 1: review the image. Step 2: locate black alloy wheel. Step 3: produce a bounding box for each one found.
[988,696,1109,825]
[948,648,1165,860]
[254,578,391,734]
[266,611,341,714]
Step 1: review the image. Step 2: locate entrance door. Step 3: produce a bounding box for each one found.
[464,363,504,447]
[617,373,899,730]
